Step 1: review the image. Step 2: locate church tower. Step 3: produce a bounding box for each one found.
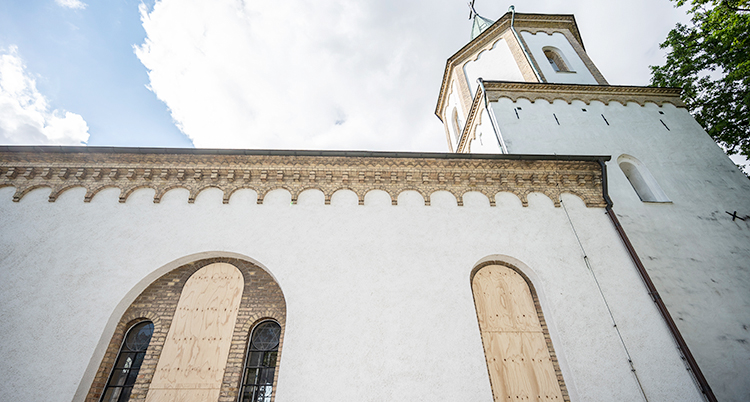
[436,7,608,153]
[436,7,750,402]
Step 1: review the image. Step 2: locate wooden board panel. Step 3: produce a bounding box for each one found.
[483,332,564,401]
[146,263,244,402]
[522,332,563,400]
[473,266,541,332]
[473,265,564,401]
[145,389,220,402]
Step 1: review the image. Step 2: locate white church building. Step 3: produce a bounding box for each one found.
[1,9,749,402]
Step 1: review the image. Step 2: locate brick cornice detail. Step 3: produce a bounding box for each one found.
[0,151,607,208]
[484,81,685,107]
[456,88,486,154]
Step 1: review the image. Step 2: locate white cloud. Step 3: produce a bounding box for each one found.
[135,0,453,151]
[55,0,87,10]
[729,154,750,175]
[0,46,90,145]
[134,0,691,151]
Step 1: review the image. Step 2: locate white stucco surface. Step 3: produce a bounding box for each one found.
[463,38,525,96]
[467,108,503,154]
[0,184,703,401]
[491,98,750,402]
[520,31,598,85]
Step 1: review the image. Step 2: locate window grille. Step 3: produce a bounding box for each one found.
[100,321,154,402]
[239,321,282,402]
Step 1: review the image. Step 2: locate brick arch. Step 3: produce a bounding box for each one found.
[117,185,156,203]
[84,185,121,203]
[11,184,52,202]
[470,260,570,402]
[190,184,224,203]
[256,185,294,204]
[153,185,191,203]
[49,183,87,202]
[395,187,428,206]
[85,257,286,402]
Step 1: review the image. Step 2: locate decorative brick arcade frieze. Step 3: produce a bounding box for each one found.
[0,147,608,207]
[484,81,685,107]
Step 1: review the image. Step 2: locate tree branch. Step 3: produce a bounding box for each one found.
[723,1,750,12]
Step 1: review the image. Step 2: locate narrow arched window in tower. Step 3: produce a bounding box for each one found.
[452,107,463,143]
[472,264,566,401]
[100,321,154,402]
[240,320,282,402]
[543,47,570,73]
[618,155,670,202]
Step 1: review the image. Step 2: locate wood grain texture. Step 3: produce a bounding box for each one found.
[145,389,219,402]
[473,265,564,401]
[146,263,244,402]
[473,268,541,332]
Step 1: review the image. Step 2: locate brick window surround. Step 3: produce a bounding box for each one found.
[85,257,287,402]
[470,260,570,402]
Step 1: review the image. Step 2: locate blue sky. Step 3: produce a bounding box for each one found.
[0,0,705,153]
[0,0,191,146]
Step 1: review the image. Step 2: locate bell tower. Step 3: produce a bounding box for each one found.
[434,7,750,402]
[435,7,608,152]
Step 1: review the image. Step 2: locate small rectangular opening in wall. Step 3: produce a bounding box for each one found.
[581,108,587,112]
[658,111,664,115]
[516,107,522,110]
[601,114,609,126]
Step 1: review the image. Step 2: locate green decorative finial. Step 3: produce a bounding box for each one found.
[468,0,495,40]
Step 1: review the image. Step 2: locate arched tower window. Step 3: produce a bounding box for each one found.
[452,107,463,143]
[543,47,570,73]
[100,321,154,402]
[240,320,282,402]
[472,263,567,400]
[618,155,670,202]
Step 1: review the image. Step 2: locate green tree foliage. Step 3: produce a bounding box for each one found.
[651,0,749,158]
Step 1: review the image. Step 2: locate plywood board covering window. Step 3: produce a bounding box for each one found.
[472,264,566,401]
[146,263,244,402]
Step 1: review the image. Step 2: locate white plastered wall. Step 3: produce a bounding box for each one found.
[520,31,598,85]
[463,38,525,97]
[0,183,703,402]
[491,97,750,401]
[467,108,502,154]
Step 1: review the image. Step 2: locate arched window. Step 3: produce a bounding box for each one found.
[452,107,463,144]
[618,155,670,202]
[472,263,567,400]
[240,320,282,402]
[86,257,286,402]
[543,47,570,73]
[100,321,154,402]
